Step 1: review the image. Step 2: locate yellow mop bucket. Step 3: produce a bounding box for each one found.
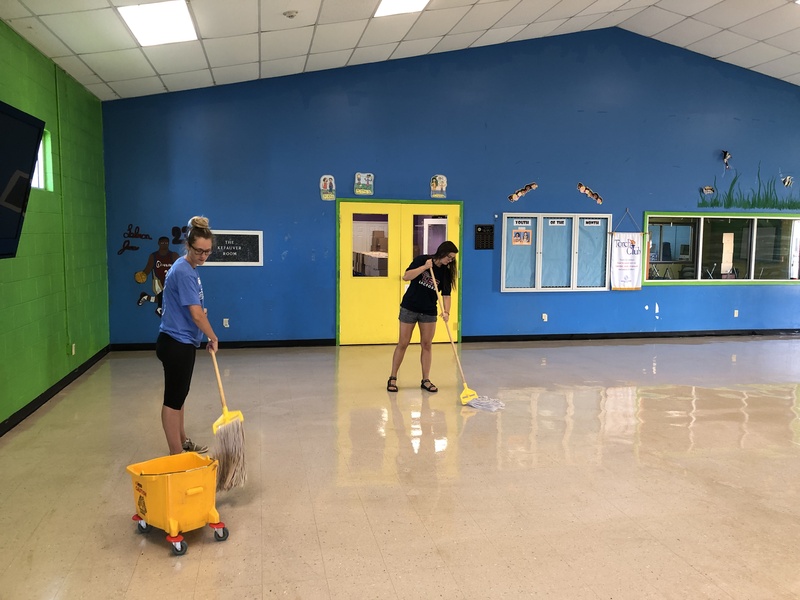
[126,453,228,555]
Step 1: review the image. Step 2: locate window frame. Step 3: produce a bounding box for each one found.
[645,211,800,284]
[501,212,612,292]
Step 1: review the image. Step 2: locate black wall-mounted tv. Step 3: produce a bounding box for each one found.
[0,99,45,259]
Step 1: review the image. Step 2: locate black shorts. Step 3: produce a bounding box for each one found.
[156,332,196,410]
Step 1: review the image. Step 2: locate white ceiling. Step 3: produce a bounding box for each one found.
[3,0,800,101]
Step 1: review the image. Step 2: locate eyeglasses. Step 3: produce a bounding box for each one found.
[190,245,212,256]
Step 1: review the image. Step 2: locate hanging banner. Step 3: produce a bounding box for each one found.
[610,232,642,290]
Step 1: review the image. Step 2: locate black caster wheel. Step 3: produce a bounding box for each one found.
[172,540,187,556]
[137,520,153,534]
[213,527,229,542]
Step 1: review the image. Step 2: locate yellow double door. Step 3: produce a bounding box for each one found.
[338,200,462,345]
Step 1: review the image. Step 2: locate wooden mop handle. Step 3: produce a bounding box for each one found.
[429,266,469,386]
[210,350,229,412]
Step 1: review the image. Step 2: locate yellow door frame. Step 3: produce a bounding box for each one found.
[336,198,463,345]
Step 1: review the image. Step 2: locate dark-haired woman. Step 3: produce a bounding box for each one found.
[156,216,220,455]
[387,241,458,393]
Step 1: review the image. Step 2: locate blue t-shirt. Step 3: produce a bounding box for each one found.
[159,256,205,347]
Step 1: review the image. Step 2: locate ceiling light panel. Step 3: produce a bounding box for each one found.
[118,0,198,46]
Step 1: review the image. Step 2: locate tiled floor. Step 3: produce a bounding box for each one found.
[2,336,800,599]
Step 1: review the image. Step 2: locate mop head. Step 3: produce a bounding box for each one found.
[214,419,246,492]
[465,396,505,412]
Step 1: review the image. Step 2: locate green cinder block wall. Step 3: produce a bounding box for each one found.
[0,20,109,426]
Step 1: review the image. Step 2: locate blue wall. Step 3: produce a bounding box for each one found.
[103,28,800,344]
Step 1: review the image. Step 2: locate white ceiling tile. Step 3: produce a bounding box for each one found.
[751,53,800,79]
[306,48,351,71]
[260,55,306,78]
[510,18,567,41]
[471,24,525,47]
[730,5,800,42]
[584,7,646,29]
[430,30,483,52]
[618,6,685,37]
[349,42,398,64]
[319,0,379,24]
[450,0,517,34]
[84,82,118,101]
[260,0,321,31]
[768,29,800,53]
[81,48,156,81]
[782,71,800,86]
[539,0,597,21]
[23,0,107,14]
[162,70,215,92]
[718,42,788,69]
[391,36,441,59]
[580,0,630,16]
[40,9,137,54]
[52,55,100,84]
[260,26,313,60]
[143,41,209,75]
[310,19,368,53]
[692,0,785,30]
[427,0,476,8]
[653,17,720,47]
[211,62,259,85]
[619,0,657,9]
[686,29,755,58]
[191,0,259,38]
[359,13,418,46]
[653,0,722,18]
[0,0,30,20]
[204,34,259,68]
[406,7,470,40]
[6,16,72,56]
[550,13,605,35]
[496,0,560,28]
[111,0,183,5]
[108,77,166,98]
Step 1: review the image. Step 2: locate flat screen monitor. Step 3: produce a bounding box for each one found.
[0,99,45,259]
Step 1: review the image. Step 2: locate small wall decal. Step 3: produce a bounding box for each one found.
[507,181,537,202]
[722,150,731,170]
[701,185,715,195]
[782,175,793,188]
[320,175,336,201]
[136,236,179,317]
[577,182,603,205]
[430,174,447,198]
[354,172,374,196]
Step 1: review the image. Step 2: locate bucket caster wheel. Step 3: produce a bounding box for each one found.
[172,540,187,556]
[214,527,229,541]
[132,515,152,533]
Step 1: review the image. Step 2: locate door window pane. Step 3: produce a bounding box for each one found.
[352,213,387,277]
[413,214,447,256]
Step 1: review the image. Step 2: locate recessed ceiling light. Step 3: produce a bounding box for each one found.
[375,0,430,18]
[119,0,198,47]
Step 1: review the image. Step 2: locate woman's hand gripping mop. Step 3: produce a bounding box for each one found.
[430,267,504,412]
[211,350,247,491]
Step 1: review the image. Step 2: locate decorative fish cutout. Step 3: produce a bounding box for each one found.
[507,181,538,202]
[722,150,731,170]
[702,185,715,195]
[782,175,793,188]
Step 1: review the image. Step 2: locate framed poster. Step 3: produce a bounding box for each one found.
[205,230,263,266]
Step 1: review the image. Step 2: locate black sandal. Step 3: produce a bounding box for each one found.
[420,379,438,393]
[387,376,398,392]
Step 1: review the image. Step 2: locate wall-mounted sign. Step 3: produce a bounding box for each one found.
[430,174,447,198]
[354,172,374,196]
[320,175,336,201]
[205,230,263,266]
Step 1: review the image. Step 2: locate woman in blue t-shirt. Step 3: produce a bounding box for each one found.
[156,216,220,455]
[387,241,458,393]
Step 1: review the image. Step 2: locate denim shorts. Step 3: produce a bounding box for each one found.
[399,307,437,324]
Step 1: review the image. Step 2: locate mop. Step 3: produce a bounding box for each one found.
[210,350,247,491]
[429,267,504,411]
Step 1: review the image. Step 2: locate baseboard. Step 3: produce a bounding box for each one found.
[461,329,800,343]
[0,346,109,438]
[109,338,336,351]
